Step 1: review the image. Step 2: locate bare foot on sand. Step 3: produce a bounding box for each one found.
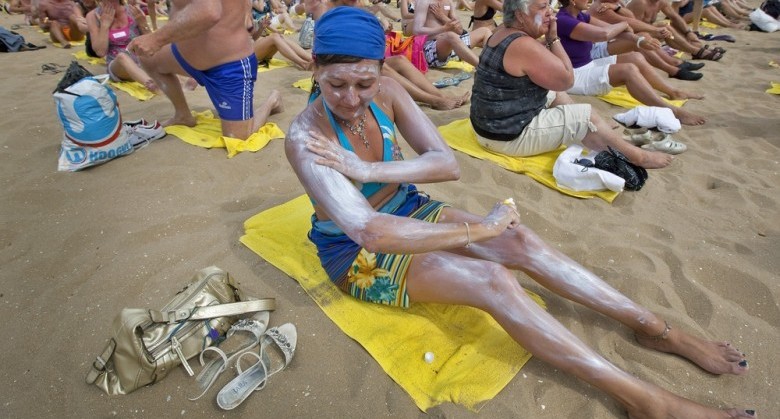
[162,113,197,128]
[670,89,705,100]
[633,148,674,169]
[636,323,749,375]
[431,96,462,110]
[674,108,706,125]
[143,79,159,93]
[627,384,756,419]
[268,89,284,115]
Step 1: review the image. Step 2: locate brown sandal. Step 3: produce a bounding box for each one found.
[692,46,723,61]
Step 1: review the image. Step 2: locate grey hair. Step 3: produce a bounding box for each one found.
[503,0,532,26]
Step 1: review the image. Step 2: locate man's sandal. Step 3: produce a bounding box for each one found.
[692,46,723,61]
[188,310,271,401]
[216,323,298,410]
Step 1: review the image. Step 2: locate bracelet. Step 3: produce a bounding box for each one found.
[546,37,560,49]
[636,35,645,48]
[463,222,471,248]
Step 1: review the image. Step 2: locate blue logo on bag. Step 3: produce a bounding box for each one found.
[55,79,121,147]
[63,147,87,164]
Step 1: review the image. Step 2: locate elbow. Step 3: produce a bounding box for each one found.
[444,159,461,181]
[351,221,385,254]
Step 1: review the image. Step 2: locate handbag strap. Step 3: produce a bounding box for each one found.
[85,338,117,384]
[148,298,276,324]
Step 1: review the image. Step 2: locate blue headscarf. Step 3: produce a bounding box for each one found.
[313,6,386,60]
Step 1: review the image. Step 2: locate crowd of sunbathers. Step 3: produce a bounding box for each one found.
[3,1,762,417]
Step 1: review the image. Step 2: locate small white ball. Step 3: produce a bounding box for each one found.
[424,352,435,364]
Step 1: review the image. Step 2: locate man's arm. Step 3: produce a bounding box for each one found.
[411,0,459,36]
[128,0,222,57]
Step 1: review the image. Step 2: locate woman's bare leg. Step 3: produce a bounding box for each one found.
[403,223,752,417]
[550,91,672,169]
[606,37,681,77]
[382,65,465,110]
[608,61,706,125]
[109,53,159,92]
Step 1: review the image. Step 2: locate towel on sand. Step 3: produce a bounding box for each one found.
[767,82,780,94]
[293,77,313,92]
[438,119,619,202]
[440,60,474,72]
[71,50,106,65]
[257,57,291,72]
[108,80,155,101]
[164,110,285,158]
[598,86,687,109]
[240,195,546,411]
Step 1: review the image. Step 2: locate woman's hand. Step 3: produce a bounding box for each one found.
[639,36,661,50]
[481,200,521,236]
[100,2,116,28]
[129,4,146,25]
[545,15,558,43]
[306,131,371,183]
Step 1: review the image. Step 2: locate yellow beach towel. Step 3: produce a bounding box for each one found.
[767,82,780,95]
[441,60,475,72]
[598,86,687,109]
[71,50,106,66]
[241,195,546,411]
[108,81,156,101]
[257,58,291,73]
[164,110,285,158]
[438,119,619,202]
[293,77,313,92]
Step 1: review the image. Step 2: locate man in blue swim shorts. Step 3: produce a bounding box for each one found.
[128,0,283,140]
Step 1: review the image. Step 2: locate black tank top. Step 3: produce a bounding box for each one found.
[470,32,549,141]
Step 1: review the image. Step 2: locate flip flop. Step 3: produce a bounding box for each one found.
[188,310,271,401]
[216,323,297,410]
[453,71,472,82]
[433,77,459,88]
[641,135,687,155]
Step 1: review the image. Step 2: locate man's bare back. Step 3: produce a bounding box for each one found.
[627,0,663,23]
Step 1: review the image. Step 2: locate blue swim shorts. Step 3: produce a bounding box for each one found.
[171,43,258,121]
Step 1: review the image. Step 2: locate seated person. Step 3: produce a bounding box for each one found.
[557,0,706,125]
[252,0,300,32]
[412,0,492,67]
[5,0,39,25]
[469,0,502,31]
[129,0,282,140]
[86,0,157,91]
[625,0,726,60]
[676,0,747,29]
[470,0,674,166]
[589,0,708,76]
[399,0,415,36]
[39,0,88,48]
[286,7,754,419]
[252,23,313,69]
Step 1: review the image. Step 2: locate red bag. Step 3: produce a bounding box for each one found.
[385,31,428,74]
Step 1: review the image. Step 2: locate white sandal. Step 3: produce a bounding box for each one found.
[641,135,688,155]
[216,323,298,410]
[187,310,270,400]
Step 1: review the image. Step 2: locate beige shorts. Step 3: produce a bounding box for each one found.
[475,91,594,157]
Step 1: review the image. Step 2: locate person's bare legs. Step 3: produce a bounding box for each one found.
[108,53,159,91]
[382,64,467,110]
[148,0,157,31]
[552,91,673,168]
[242,89,283,135]
[434,32,480,67]
[664,25,703,55]
[607,37,682,77]
[138,45,197,127]
[404,215,752,418]
[48,20,71,48]
[616,52,703,99]
[607,60,706,126]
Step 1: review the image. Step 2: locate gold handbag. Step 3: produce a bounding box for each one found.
[85,266,275,395]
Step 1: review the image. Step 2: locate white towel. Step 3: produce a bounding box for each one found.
[613,106,681,134]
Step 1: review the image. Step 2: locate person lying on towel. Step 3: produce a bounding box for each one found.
[284,6,754,418]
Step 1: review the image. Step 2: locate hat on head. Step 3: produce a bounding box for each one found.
[313,6,386,60]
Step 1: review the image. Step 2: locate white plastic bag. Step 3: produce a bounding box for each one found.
[54,76,134,171]
[750,8,780,32]
[553,145,625,193]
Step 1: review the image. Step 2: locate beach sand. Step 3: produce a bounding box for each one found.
[0,8,778,418]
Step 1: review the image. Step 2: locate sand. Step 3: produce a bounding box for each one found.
[0,7,778,419]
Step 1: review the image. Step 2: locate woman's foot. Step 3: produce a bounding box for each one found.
[626,384,756,419]
[669,89,705,100]
[673,108,706,125]
[635,322,749,375]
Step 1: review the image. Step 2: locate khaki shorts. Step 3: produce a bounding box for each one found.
[475,91,595,157]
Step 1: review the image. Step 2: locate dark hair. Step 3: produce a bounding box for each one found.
[559,0,571,6]
[308,54,385,101]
